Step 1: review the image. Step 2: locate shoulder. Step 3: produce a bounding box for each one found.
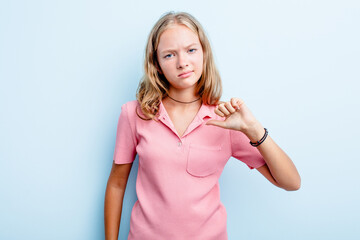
[119,100,140,119]
[122,100,139,110]
[205,104,217,112]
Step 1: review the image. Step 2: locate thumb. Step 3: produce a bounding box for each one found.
[205,120,227,129]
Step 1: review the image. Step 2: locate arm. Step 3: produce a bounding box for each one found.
[206,98,301,191]
[243,121,300,191]
[250,129,300,191]
[104,162,133,240]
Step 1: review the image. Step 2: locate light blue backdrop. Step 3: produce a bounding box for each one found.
[1,0,359,239]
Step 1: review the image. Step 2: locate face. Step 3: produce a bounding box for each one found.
[156,24,204,92]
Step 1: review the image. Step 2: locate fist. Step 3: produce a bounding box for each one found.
[206,97,259,133]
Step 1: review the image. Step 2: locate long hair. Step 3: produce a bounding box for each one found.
[136,11,222,120]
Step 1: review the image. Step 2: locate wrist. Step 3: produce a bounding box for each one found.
[242,122,264,143]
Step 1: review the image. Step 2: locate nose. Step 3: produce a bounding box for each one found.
[176,52,189,69]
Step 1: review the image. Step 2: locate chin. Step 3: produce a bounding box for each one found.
[179,81,199,89]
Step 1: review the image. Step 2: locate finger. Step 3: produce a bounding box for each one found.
[205,119,227,129]
[218,103,230,116]
[224,102,236,114]
[214,107,225,117]
[231,98,244,110]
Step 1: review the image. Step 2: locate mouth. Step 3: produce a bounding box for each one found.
[178,71,193,78]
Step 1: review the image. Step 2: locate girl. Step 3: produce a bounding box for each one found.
[104,11,300,240]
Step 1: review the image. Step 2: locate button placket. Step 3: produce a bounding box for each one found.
[178,136,187,155]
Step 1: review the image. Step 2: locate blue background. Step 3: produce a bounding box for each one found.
[1,0,359,239]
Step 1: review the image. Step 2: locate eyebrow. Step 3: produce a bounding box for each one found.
[160,43,199,55]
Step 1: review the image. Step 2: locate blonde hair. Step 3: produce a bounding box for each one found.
[136,11,222,120]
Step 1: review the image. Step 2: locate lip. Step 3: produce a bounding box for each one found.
[178,71,193,78]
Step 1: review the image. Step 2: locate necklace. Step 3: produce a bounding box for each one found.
[167,95,201,104]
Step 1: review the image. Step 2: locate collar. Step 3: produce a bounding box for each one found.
[158,100,214,122]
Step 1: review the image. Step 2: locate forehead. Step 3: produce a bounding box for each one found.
[157,25,200,50]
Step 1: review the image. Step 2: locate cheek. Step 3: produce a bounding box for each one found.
[159,61,172,74]
[196,54,204,70]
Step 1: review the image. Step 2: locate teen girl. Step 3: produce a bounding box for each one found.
[104,11,300,240]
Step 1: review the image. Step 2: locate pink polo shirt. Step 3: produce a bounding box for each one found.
[113,100,265,240]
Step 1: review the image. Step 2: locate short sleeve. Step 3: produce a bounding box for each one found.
[113,103,137,164]
[230,129,266,169]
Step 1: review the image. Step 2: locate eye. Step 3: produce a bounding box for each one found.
[164,53,173,59]
[188,48,197,53]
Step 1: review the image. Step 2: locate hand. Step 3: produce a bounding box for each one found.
[206,97,262,136]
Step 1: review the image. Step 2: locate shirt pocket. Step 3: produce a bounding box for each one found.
[186,144,222,177]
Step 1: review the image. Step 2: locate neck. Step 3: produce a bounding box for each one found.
[167,94,201,104]
[162,94,202,111]
[167,88,199,103]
